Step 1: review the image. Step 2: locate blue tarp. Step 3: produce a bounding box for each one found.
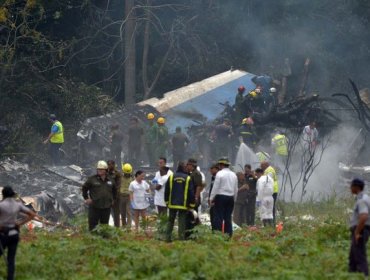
[164,72,256,133]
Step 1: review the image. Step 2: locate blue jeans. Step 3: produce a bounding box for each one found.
[0,233,19,280]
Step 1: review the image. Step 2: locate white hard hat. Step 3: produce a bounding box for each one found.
[270,87,277,93]
[96,160,108,169]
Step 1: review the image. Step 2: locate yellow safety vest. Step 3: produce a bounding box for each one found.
[50,121,64,144]
[272,134,288,156]
[264,166,279,193]
[168,175,193,210]
[256,151,270,162]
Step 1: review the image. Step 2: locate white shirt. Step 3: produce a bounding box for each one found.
[129,180,150,210]
[210,168,238,201]
[153,169,173,207]
[257,175,274,202]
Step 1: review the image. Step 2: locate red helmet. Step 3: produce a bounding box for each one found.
[238,86,246,93]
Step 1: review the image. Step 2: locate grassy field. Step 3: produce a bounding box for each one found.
[0,198,366,280]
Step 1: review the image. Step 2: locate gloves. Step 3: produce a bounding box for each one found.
[256,201,261,207]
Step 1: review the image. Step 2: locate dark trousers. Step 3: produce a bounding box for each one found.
[272,192,277,225]
[172,152,184,168]
[111,147,122,170]
[157,206,167,217]
[49,143,62,166]
[146,143,156,167]
[166,209,187,242]
[111,197,120,227]
[210,206,216,230]
[213,195,234,236]
[246,195,256,226]
[349,227,370,276]
[0,233,19,280]
[119,195,131,227]
[88,207,111,231]
[128,144,141,168]
[233,203,247,226]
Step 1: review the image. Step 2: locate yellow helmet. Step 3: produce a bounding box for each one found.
[242,118,248,124]
[122,163,133,174]
[147,113,155,120]
[96,160,108,169]
[249,91,257,98]
[157,117,165,124]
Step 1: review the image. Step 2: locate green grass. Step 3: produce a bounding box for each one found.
[0,198,366,280]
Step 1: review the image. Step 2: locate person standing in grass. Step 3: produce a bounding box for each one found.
[129,170,150,232]
[0,186,36,280]
[349,178,370,277]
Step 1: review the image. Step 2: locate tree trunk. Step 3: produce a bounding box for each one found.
[124,0,136,104]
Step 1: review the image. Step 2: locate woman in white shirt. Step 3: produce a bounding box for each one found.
[129,171,150,232]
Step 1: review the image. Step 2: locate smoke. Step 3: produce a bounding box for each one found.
[282,125,361,201]
[220,0,370,94]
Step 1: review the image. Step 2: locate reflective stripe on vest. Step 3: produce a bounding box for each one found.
[264,166,279,193]
[272,134,288,156]
[50,121,64,143]
[168,175,191,210]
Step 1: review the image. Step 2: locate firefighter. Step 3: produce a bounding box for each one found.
[171,127,189,167]
[164,162,195,242]
[234,86,246,126]
[239,117,257,149]
[43,114,64,166]
[119,163,134,228]
[271,130,288,171]
[82,161,116,231]
[107,160,122,227]
[145,113,158,167]
[156,117,169,159]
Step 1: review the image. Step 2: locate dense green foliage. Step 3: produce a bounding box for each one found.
[0,199,365,279]
[1,0,370,154]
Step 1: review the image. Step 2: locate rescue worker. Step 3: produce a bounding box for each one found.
[244,164,257,226]
[152,157,173,217]
[171,127,189,167]
[82,160,116,231]
[0,186,36,280]
[261,161,278,224]
[239,117,257,149]
[128,117,144,168]
[234,86,246,126]
[185,158,203,237]
[214,119,233,160]
[271,130,288,171]
[107,160,122,227]
[120,163,134,228]
[255,168,274,227]
[109,124,124,169]
[233,172,249,226]
[302,121,319,152]
[348,178,370,277]
[246,87,264,113]
[256,151,271,163]
[209,158,238,236]
[43,114,64,166]
[145,113,158,167]
[208,163,219,229]
[156,117,169,159]
[164,162,195,242]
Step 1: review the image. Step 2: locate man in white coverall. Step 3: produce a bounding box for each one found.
[255,168,274,227]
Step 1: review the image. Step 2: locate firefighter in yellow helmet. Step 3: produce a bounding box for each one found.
[118,163,134,228]
[156,117,169,159]
[238,117,257,149]
[145,113,159,167]
[43,114,64,166]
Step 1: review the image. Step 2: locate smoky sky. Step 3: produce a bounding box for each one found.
[218,0,370,95]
